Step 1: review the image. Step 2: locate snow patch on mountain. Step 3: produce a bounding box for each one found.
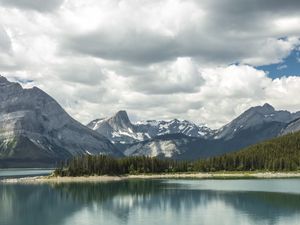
[88,111,214,145]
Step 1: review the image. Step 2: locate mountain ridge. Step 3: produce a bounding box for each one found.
[0,75,121,167]
[87,110,214,146]
[88,104,300,159]
[1,75,300,166]
[213,103,300,140]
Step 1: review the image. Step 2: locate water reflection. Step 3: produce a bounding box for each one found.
[1,179,300,225]
[0,169,53,179]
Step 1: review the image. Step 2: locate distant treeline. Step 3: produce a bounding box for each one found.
[54,156,193,176]
[54,131,300,176]
[197,131,300,172]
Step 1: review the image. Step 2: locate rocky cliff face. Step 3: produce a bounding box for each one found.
[87,111,213,147]
[0,76,121,167]
[87,111,146,144]
[123,134,194,158]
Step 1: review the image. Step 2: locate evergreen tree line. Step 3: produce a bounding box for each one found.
[54,155,193,176]
[54,131,300,176]
[195,131,300,172]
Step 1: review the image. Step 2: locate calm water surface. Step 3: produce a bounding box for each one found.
[0,169,53,179]
[1,178,300,225]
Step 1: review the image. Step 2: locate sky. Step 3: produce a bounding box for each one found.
[0,0,300,128]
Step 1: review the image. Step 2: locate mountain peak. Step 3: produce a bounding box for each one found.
[114,110,129,119]
[108,110,133,130]
[247,103,275,114]
[112,110,131,124]
[262,103,274,111]
[0,75,10,85]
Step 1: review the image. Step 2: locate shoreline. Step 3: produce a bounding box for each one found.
[2,172,300,184]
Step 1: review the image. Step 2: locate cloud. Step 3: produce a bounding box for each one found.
[0,0,300,128]
[240,37,299,65]
[0,0,64,12]
[277,64,288,70]
[61,0,200,64]
[61,0,300,66]
[15,63,300,129]
[200,65,269,100]
[0,26,16,70]
[54,59,107,86]
[0,26,11,52]
[129,57,204,94]
[265,76,300,110]
[173,65,300,128]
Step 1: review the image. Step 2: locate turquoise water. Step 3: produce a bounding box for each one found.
[1,179,300,225]
[0,169,53,179]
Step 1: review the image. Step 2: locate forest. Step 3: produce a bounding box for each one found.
[54,131,300,176]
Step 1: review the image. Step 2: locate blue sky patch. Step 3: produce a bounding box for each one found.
[257,48,300,79]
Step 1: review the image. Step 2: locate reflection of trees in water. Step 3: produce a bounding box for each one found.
[1,180,300,225]
[0,184,79,225]
[54,181,300,216]
[219,191,300,224]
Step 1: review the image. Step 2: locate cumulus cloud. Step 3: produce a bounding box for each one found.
[0,26,10,51]
[0,26,16,70]
[0,0,300,128]
[21,63,300,128]
[167,65,300,128]
[129,57,204,94]
[200,65,269,100]
[61,0,300,66]
[0,0,64,12]
[54,59,107,86]
[61,0,201,64]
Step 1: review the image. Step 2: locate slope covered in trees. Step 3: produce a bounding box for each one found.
[54,131,300,176]
[195,131,300,171]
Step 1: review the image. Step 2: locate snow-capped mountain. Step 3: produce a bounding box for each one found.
[135,119,213,138]
[0,76,121,167]
[87,111,213,145]
[118,103,300,159]
[213,103,300,140]
[87,110,148,144]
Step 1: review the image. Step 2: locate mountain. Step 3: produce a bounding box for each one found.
[123,133,227,160]
[213,103,300,140]
[123,134,197,158]
[122,122,290,160]
[135,119,213,139]
[87,111,213,146]
[87,111,147,144]
[116,104,300,159]
[0,76,121,167]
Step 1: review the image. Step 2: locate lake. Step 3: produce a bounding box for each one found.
[0,168,53,179]
[1,178,300,225]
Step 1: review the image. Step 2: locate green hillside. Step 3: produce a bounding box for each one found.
[195,131,300,171]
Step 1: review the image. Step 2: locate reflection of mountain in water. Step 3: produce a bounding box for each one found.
[1,180,300,225]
